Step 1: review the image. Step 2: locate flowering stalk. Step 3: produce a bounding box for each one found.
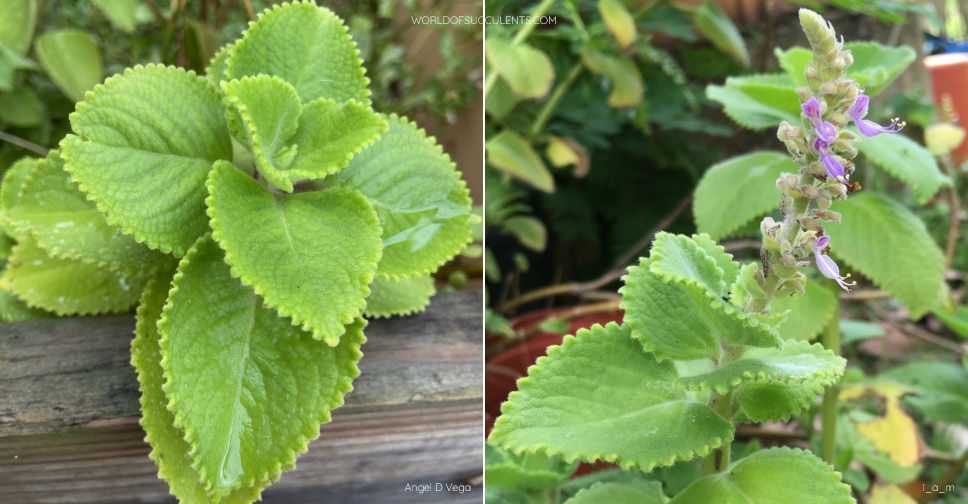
[743,8,903,315]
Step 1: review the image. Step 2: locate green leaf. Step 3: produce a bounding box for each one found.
[840,319,886,344]
[207,161,382,344]
[0,44,38,92]
[0,235,149,315]
[579,48,644,108]
[0,0,37,54]
[770,279,838,341]
[158,236,364,498]
[735,381,823,423]
[677,340,846,394]
[6,152,167,273]
[485,38,554,99]
[489,323,734,473]
[132,269,268,503]
[649,232,732,298]
[364,275,434,319]
[775,43,915,97]
[0,86,43,127]
[206,42,234,86]
[855,130,948,204]
[569,481,669,504]
[837,415,921,484]
[502,215,546,252]
[0,288,50,322]
[331,114,471,278]
[92,0,137,32]
[485,77,520,121]
[880,362,968,424]
[1,156,37,234]
[621,258,779,362]
[932,306,968,340]
[61,64,232,256]
[227,1,370,105]
[35,29,103,102]
[706,84,799,130]
[725,74,800,116]
[774,47,811,87]
[669,447,854,504]
[598,0,637,50]
[695,152,797,240]
[485,443,577,493]
[486,130,554,193]
[827,193,946,318]
[693,0,749,66]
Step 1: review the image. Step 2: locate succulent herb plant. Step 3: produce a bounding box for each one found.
[486,10,915,503]
[0,1,472,501]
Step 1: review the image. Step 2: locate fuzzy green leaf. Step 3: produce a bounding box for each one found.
[207,161,381,344]
[694,152,795,240]
[364,275,434,319]
[61,64,232,256]
[677,340,846,394]
[880,362,968,424]
[35,29,102,102]
[706,84,798,130]
[855,130,948,204]
[331,114,471,278]
[693,0,749,65]
[0,235,148,315]
[0,0,36,54]
[774,47,811,88]
[669,447,854,504]
[827,193,946,318]
[736,381,823,423]
[725,74,800,117]
[485,38,554,99]
[485,443,577,493]
[569,481,669,504]
[206,42,234,86]
[133,269,268,503]
[580,48,643,108]
[6,152,167,272]
[776,43,914,97]
[649,232,732,298]
[227,1,370,105]
[489,323,734,472]
[158,236,364,498]
[486,129,554,193]
[770,279,838,341]
[0,289,50,322]
[1,156,37,235]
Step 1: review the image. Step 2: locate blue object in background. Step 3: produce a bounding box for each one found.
[925,32,968,54]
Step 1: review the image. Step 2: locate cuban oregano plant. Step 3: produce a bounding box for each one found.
[0,2,472,501]
[486,10,910,503]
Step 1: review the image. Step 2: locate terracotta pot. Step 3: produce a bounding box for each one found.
[924,52,968,165]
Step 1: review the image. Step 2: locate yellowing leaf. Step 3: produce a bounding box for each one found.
[925,122,966,156]
[486,38,555,99]
[486,130,554,192]
[580,48,643,108]
[868,484,917,504]
[598,0,636,50]
[840,382,922,467]
[546,136,589,177]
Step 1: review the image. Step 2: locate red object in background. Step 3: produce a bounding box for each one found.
[925,53,968,165]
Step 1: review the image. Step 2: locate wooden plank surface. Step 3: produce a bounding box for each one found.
[0,290,483,503]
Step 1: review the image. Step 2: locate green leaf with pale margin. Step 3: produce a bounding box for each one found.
[0,289,50,322]
[881,362,968,424]
[840,319,886,344]
[621,258,779,362]
[133,269,268,504]
[580,48,644,108]
[227,1,370,105]
[485,443,577,493]
[775,43,915,97]
[158,236,364,498]
[485,38,554,99]
[770,279,837,341]
[6,152,167,273]
[1,156,37,235]
[489,323,734,473]
[0,0,36,54]
[677,340,845,394]
[706,84,799,130]
[649,232,733,298]
[502,216,546,252]
[61,64,232,256]
[206,43,234,86]
[932,306,968,340]
[0,87,43,127]
[0,236,149,315]
[486,130,554,193]
[331,114,471,278]
[92,0,137,32]
[736,381,824,423]
[693,0,749,65]
[855,130,948,204]
[827,193,946,318]
[598,0,637,50]
[207,161,381,344]
[669,447,854,504]
[364,275,434,319]
[695,152,797,240]
[35,30,103,102]
[725,74,800,116]
[569,481,668,504]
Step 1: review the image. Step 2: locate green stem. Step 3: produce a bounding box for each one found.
[819,283,841,464]
[529,63,583,138]
[703,387,736,473]
[483,0,558,97]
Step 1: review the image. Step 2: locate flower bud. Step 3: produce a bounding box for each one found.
[833,140,857,158]
[800,183,820,199]
[812,208,842,223]
[798,216,824,232]
[825,182,848,200]
[797,86,814,103]
[819,80,838,96]
[807,161,827,179]
[816,193,832,209]
[799,8,838,55]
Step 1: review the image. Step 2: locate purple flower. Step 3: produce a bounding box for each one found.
[802,97,839,142]
[813,236,856,291]
[848,95,905,137]
[812,138,847,183]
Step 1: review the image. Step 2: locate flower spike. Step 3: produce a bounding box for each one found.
[848,95,905,137]
[812,236,856,291]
